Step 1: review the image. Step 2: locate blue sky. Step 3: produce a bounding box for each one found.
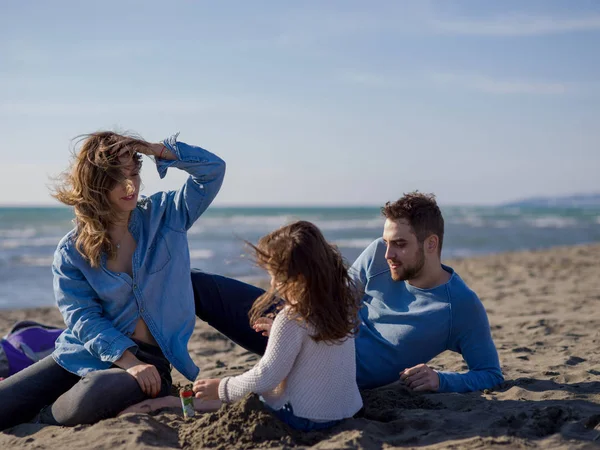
[1,0,599,206]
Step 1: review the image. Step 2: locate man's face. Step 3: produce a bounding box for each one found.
[383,218,425,282]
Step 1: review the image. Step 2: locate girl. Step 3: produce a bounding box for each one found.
[194,221,363,431]
[0,131,225,429]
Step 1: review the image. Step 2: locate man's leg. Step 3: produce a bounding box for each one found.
[0,355,80,430]
[191,270,268,355]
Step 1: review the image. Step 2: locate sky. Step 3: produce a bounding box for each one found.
[1,0,599,207]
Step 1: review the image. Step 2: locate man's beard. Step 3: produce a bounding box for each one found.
[389,246,425,282]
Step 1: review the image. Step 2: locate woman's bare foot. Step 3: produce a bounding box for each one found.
[193,398,223,412]
[118,396,222,417]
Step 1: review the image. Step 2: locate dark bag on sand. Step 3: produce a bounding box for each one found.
[0,320,64,379]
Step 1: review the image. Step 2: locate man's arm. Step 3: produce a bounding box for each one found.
[437,291,504,393]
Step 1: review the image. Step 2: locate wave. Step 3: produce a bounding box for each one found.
[448,215,487,227]
[14,255,55,267]
[189,249,215,260]
[189,215,383,235]
[449,214,586,229]
[448,216,515,228]
[1,237,61,250]
[317,219,382,231]
[333,238,375,249]
[524,216,579,228]
[0,227,38,238]
[189,215,294,234]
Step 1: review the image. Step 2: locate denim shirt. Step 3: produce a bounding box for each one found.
[51,134,225,381]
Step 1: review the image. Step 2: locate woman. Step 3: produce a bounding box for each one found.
[0,131,225,429]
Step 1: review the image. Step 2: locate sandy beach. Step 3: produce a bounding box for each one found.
[1,243,599,449]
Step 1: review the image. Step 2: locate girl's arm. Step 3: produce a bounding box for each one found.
[217,312,305,403]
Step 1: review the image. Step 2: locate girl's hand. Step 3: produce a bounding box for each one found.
[193,378,221,401]
[252,317,274,337]
[127,363,162,398]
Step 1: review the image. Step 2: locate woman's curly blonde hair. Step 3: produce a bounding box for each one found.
[52,131,150,267]
[248,220,363,343]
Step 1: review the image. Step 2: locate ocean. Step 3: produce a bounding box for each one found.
[1,205,599,309]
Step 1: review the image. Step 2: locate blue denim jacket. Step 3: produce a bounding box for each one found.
[51,134,225,381]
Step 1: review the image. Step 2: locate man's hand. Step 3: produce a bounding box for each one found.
[127,363,162,398]
[400,364,440,392]
[193,378,221,401]
[252,317,274,337]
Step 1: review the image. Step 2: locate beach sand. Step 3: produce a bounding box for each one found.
[1,243,599,449]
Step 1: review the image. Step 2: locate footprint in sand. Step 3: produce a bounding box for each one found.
[512,347,534,353]
[565,356,587,366]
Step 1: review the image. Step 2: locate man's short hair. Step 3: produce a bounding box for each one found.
[381,191,444,254]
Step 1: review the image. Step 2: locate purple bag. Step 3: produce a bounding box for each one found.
[0,321,64,379]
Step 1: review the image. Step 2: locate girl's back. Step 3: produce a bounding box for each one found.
[220,307,362,422]
[195,220,364,430]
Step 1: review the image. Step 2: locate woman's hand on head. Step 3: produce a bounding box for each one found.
[116,142,164,159]
[252,317,274,337]
[126,363,162,398]
[193,378,221,401]
[135,143,164,158]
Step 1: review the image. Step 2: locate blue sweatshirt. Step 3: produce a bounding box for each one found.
[352,239,504,393]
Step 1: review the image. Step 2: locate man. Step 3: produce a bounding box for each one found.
[191,192,503,393]
[351,192,503,392]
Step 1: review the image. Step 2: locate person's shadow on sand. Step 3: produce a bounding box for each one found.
[344,378,600,448]
[2,378,599,449]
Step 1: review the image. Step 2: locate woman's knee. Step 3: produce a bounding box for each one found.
[53,369,144,425]
[83,369,140,393]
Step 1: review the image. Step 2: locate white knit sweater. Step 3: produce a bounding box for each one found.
[218,307,363,421]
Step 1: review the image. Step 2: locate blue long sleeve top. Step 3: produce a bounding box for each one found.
[352,239,504,393]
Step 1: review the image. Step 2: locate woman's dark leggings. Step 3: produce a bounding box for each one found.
[0,340,171,430]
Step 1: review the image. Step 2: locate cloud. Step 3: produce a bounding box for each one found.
[1,39,157,67]
[430,14,600,37]
[429,72,572,95]
[0,97,287,117]
[340,71,394,88]
[340,70,584,96]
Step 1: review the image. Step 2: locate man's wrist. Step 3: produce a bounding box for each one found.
[433,370,442,391]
